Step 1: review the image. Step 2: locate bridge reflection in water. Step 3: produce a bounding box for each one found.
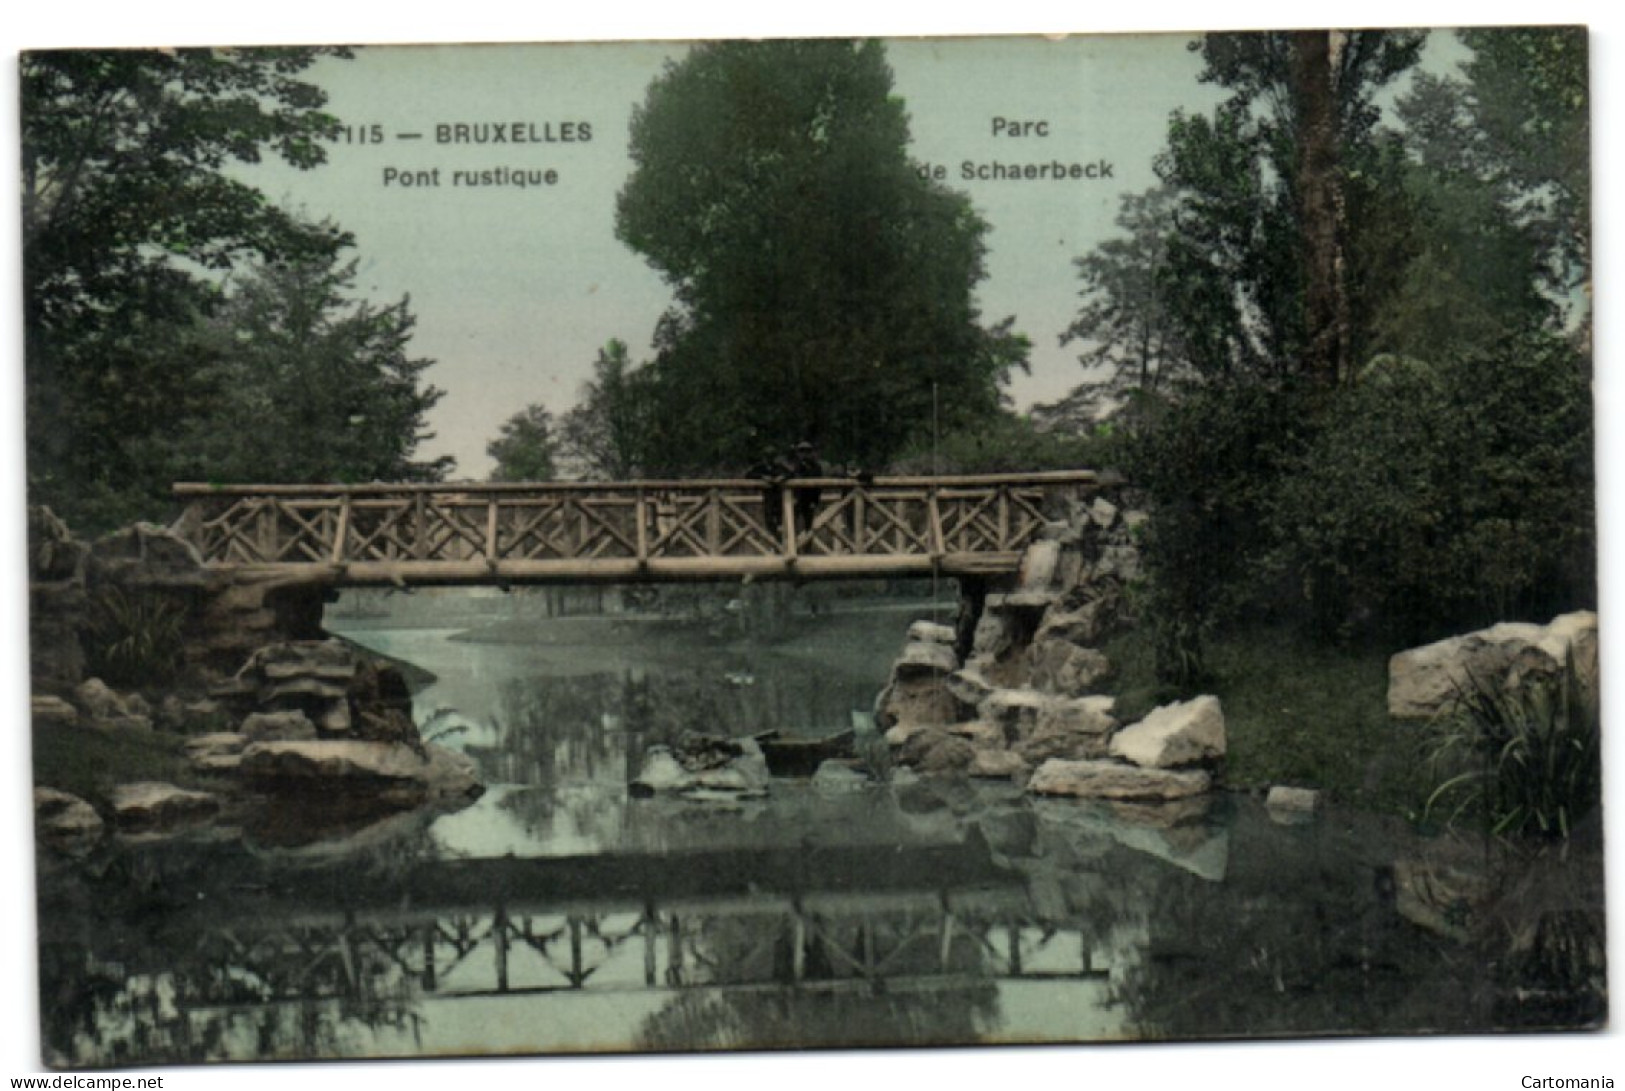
[172,471,1102,584]
[40,841,1130,1062]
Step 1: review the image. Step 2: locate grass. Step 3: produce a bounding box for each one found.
[32,719,218,808]
[1102,624,1432,814]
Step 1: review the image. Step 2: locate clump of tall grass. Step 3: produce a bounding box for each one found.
[1423,654,1601,841]
[83,586,189,687]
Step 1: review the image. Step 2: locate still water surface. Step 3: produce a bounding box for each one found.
[36,603,1606,1066]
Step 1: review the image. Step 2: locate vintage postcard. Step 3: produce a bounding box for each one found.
[17,25,1605,1073]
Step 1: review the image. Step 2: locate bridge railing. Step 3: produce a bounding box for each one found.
[172,471,1100,583]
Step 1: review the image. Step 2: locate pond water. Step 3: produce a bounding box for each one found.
[34,597,1607,1067]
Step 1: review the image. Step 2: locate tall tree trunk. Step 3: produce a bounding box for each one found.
[1291,30,1349,387]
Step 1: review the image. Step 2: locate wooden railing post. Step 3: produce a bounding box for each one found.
[484,496,500,565]
[780,488,798,562]
[635,487,649,565]
[413,493,428,560]
[331,495,351,565]
[928,486,946,558]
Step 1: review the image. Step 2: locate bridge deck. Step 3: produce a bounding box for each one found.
[173,471,1099,585]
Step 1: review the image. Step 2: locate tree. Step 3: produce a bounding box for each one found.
[1060,186,1183,403]
[1154,30,1425,385]
[176,249,452,486]
[556,339,652,479]
[21,47,352,527]
[615,39,1027,474]
[487,404,560,483]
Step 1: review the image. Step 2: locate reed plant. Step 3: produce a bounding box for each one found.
[1423,653,1601,840]
[83,586,188,687]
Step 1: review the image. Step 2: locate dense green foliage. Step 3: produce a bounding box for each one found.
[1063,28,1594,675]
[178,251,452,486]
[23,48,448,530]
[487,404,560,483]
[614,39,1027,474]
[83,587,189,688]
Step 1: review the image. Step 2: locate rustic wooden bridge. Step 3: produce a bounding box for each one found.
[173,471,1099,585]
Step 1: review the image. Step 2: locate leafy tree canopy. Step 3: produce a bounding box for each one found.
[22,47,355,528]
[615,39,1027,474]
[178,249,452,486]
[487,403,560,484]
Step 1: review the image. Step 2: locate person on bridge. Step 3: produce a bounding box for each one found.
[746,449,791,545]
[788,441,823,540]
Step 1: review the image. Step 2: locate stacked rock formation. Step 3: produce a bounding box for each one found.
[876,493,1226,801]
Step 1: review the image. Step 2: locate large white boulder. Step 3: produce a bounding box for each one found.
[1387,610,1598,721]
[1109,696,1226,769]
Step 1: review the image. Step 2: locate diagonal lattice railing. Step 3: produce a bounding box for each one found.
[173,471,1100,585]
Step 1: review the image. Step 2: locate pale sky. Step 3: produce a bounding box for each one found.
[232,33,1489,479]
[237,34,1230,477]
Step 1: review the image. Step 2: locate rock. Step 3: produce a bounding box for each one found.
[982,688,1048,740]
[239,741,481,802]
[88,522,208,589]
[1122,510,1149,531]
[1088,498,1119,529]
[28,506,88,582]
[109,782,221,831]
[630,747,693,796]
[967,748,1031,780]
[1092,544,1142,583]
[1033,597,1116,647]
[1019,540,1062,591]
[185,732,249,773]
[1029,759,1211,801]
[1266,786,1321,815]
[1388,611,1599,721]
[240,710,319,743]
[811,760,871,793]
[1027,638,1113,696]
[74,678,136,721]
[884,720,939,748]
[31,695,79,728]
[34,787,104,854]
[944,668,996,708]
[1015,696,1119,764]
[630,735,769,800]
[906,620,957,646]
[1109,696,1226,769]
[892,640,959,680]
[948,720,1006,749]
[874,677,963,733]
[1037,694,1118,737]
[896,728,977,776]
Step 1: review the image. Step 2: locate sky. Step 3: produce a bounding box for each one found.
[4,2,1622,1087]
[235,34,1232,477]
